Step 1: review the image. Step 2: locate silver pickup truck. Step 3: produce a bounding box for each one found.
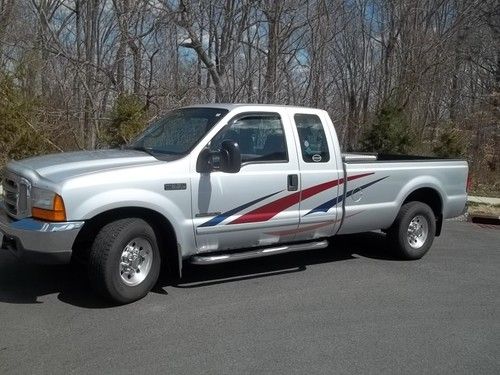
[0,104,468,303]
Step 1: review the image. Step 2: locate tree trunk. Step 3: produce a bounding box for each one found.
[84,0,98,149]
[263,3,280,103]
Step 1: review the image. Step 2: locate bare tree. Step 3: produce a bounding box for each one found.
[0,0,497,188]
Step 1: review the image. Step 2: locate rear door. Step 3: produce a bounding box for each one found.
[290,111,343,241]
[191,110,301,252]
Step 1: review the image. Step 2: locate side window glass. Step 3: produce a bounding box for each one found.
[294,114,330,163]
[210,114,288,163]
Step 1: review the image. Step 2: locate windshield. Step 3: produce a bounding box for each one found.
[127,107,228,158]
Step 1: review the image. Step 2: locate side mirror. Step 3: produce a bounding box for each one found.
[219,140,241,173]
[196,140,241,174]
[196,148,213,173]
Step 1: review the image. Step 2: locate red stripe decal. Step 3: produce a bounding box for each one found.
[345,172,374,182]
[228,190,302,224]
[229,172,373,225]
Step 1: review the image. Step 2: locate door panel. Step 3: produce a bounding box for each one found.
[191,112,300,253]
[291,112,343,241]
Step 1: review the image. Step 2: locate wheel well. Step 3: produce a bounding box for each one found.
[72,207,180,278]
[402,188,443,236]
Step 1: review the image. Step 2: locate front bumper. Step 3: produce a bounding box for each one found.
[0,203,84,264]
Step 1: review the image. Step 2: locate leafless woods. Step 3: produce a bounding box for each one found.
[0,0,498,191]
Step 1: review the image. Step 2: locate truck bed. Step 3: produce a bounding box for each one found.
[337,155,468,235]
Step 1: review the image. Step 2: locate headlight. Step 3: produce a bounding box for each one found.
[31,187,66,221]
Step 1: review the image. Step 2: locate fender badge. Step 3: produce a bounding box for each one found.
[164,183,187,191]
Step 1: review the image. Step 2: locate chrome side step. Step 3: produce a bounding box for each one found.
[190,240,329,265]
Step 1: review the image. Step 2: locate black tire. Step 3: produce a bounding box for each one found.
[387,201,436,260]
[88,218,161,304]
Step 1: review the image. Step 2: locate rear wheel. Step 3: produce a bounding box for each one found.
[88,218,161,304]
[387,202,436,260]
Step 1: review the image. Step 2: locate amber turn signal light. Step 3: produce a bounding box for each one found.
[32,194,67,222]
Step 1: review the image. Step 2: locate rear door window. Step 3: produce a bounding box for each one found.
[294,114,330,163]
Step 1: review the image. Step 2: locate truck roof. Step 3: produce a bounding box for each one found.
[183,103,324,112]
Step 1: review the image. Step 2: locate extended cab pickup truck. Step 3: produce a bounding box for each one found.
[1,104,468,303]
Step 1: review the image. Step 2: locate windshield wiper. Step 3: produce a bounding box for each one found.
[126,145,157,156]
[126,145,184,156]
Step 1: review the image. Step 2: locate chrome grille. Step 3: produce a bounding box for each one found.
[2,171,31,219]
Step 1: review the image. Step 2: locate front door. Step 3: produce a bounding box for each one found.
[191,111,301,253]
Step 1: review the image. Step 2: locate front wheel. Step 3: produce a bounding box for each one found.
[387,202,436,260]
[88,218,161,304]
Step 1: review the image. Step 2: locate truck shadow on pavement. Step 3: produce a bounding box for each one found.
[0,231,395,308]
[172,231,396,289]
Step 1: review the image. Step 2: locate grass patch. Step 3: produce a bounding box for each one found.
[469,183,500,198]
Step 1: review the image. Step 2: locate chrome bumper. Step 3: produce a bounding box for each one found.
[0,203,84,264]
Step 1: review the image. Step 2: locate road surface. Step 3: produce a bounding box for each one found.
[0,221,498,374]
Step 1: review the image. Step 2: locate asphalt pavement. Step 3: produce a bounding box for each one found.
[0,221,498,374]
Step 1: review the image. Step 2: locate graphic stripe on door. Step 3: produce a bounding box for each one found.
[198,190,283,227]
[227,173,374,225]
[305,176,389,216]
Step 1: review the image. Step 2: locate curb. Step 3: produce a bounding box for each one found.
[469,214,500,225]
[468,196,500,205]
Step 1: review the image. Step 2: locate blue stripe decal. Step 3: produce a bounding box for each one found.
[198,190,283,227]
[305,176,389,216]
[305,196,343,216]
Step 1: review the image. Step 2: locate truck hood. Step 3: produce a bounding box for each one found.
[9,149,163,184]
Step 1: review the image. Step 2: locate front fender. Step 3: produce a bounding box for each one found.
[66,188,195,258]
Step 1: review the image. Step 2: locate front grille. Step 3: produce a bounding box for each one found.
[1,172,30,219]
[2,177,18,215]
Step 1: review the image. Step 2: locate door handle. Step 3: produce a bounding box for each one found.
[287,174,298,191]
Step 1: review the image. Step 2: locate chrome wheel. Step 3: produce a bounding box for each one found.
[407,215,429,249]
[119,237,153,286]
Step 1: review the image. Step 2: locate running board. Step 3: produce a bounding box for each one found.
[190,240,329,265]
